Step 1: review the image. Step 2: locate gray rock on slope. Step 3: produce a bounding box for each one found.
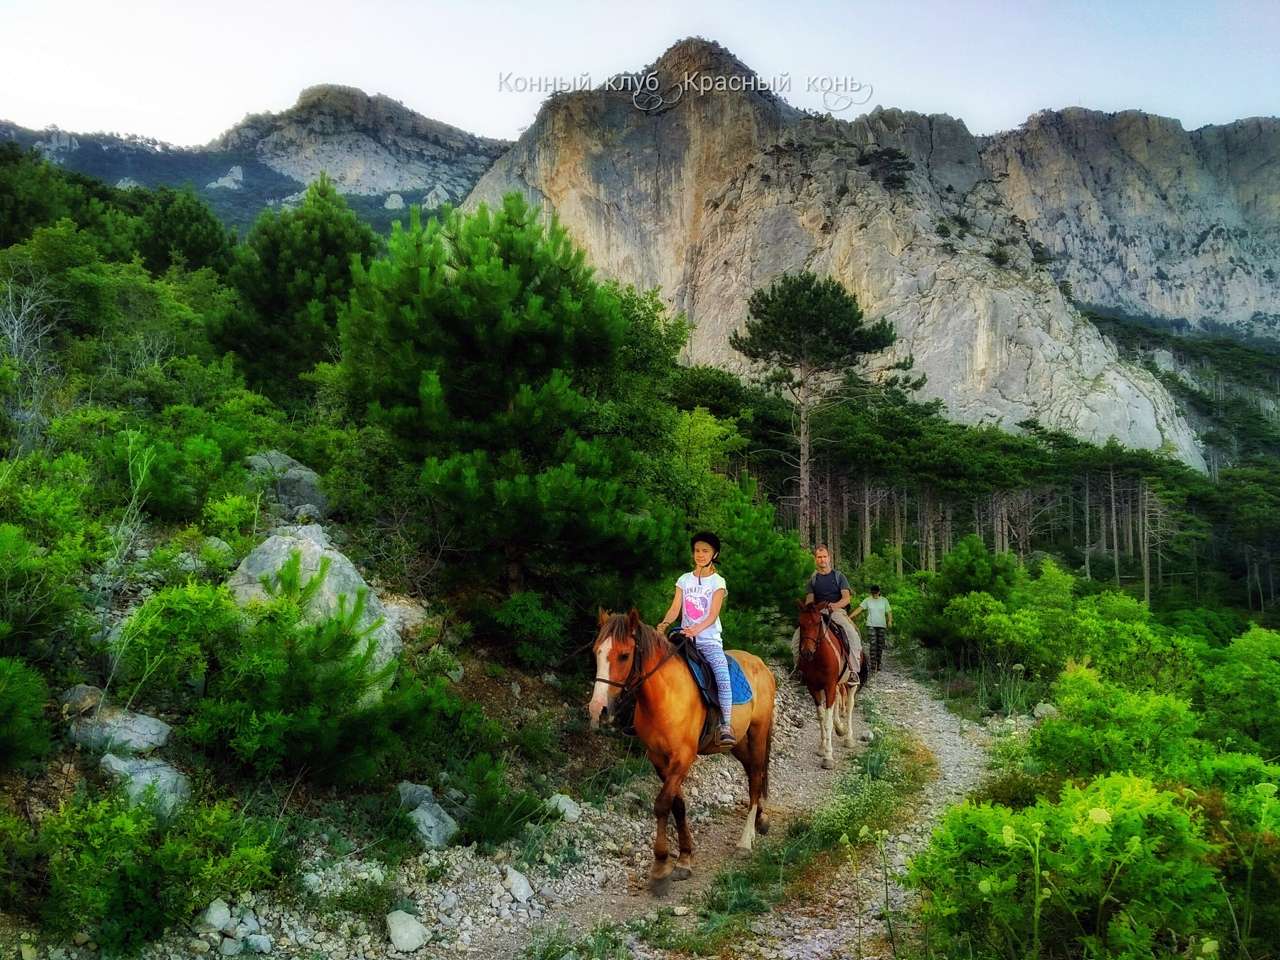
[69,704,171,754]
[246,450,328,518]
[100,754,191,817]
[226,524,402,703]
[386,909,429,951]
[396,782,459,849]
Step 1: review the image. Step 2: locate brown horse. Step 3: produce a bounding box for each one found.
[796,601,865,769]
[587,609,777,894]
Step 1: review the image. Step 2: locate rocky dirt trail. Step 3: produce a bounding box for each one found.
[109,650,988,960]
[728,654,993,960]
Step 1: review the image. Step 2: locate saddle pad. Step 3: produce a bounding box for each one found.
[687,653,753,705]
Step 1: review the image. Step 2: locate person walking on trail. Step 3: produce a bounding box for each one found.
[851,584,892,672]
[791,545,861,666]
[656,531,737,746]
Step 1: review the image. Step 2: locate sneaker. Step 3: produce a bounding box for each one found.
[719,723,737,746]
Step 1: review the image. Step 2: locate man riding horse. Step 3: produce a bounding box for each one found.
[791,544,861,665]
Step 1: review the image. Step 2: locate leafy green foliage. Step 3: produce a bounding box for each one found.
[492,591,571,668]
[730,270,895,386]
[340,194,680,614]
[134,186,234,276]
[112,583,243,706]
[186,591,398,784]
[0,802,40,912]
[0,523,80,660]
[1197,626,1280,757]
[0,658,51,772]
[1029,666,1200,781]
[909,774,1224,960]
[40,789,278,953]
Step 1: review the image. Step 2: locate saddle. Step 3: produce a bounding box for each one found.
[609,631,753,747]
[821,612,859,682]
[671,630,753,753]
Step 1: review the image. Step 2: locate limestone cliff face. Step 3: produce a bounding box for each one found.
[980,109,1280,336]
[209,84,509,201]
[467,39,1206,467]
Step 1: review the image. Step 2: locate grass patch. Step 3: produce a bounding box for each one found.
[524,920,632,959]
[636,707,935,955]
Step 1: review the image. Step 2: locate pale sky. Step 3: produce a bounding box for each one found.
[1,0,1277,146]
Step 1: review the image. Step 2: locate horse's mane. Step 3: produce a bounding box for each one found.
[602,612,672,663]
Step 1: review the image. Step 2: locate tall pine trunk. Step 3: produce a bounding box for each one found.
[1083,474,1092,580]
[798,394,812,549]
[1109,465,1121,586]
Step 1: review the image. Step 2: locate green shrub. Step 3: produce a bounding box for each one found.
[456,753,545,848]
[202,491,260,550]
[40,789,278,954]
[492,591,571,668]
[0,803,40,912]
[0,523,81,660]
[1029,666,1199,781]
[186,593,398,784]
[113,582,243,706]
[0,657,51,772]
[1197,626,1280,757]
[909,774,1224,960]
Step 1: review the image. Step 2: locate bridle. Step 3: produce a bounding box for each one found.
[798,607,831,661]
[800,607,850,678]
[595,628,686,710]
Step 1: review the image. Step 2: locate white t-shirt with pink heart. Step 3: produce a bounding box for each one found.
[677,572,727,644]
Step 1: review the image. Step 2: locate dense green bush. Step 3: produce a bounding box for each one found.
[492,591,571,668]
[0,802,40,912]
[909,774,1223,960]
[40,789,278,953]
[0,657,51,771]
[224,174,379,393]
[185,590,398,783]
[0,523,80,660]
[1029,666,1200,781]
[1197,626,1280,757]
[112,582,243,705]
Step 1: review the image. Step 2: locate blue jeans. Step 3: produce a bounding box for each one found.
[695,636,733,725]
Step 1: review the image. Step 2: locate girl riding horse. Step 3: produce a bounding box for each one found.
[588,608,777,893]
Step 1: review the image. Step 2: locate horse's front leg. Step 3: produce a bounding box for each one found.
[649,755,692,896]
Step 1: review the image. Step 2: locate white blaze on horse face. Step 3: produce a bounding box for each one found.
[588,637,613,728]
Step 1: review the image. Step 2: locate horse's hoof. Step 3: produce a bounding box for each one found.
[672,865,693,881]
[649,873,673,897]
[821,756,835,770]
[734,844,753,859]
[756,813,771,836]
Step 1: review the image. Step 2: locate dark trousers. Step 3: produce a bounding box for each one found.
[867,626,887,671]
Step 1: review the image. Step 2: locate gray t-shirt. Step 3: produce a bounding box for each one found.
[858,596,892,628]
[808,570,851,604]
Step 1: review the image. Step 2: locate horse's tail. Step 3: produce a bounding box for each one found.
[859,647,870,688]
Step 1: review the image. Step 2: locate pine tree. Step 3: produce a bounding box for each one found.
[730,272,896,547]
[224,174,379,396]
[340,194,679,598]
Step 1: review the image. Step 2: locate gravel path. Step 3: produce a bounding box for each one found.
[24,650,988,960]
[729,651,993,960]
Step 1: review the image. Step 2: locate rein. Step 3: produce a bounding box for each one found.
[595,629,686,709]
[800,609,850,678]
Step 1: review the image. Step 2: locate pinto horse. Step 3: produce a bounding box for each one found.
[796,602,866,769]
[588,609,777,894]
